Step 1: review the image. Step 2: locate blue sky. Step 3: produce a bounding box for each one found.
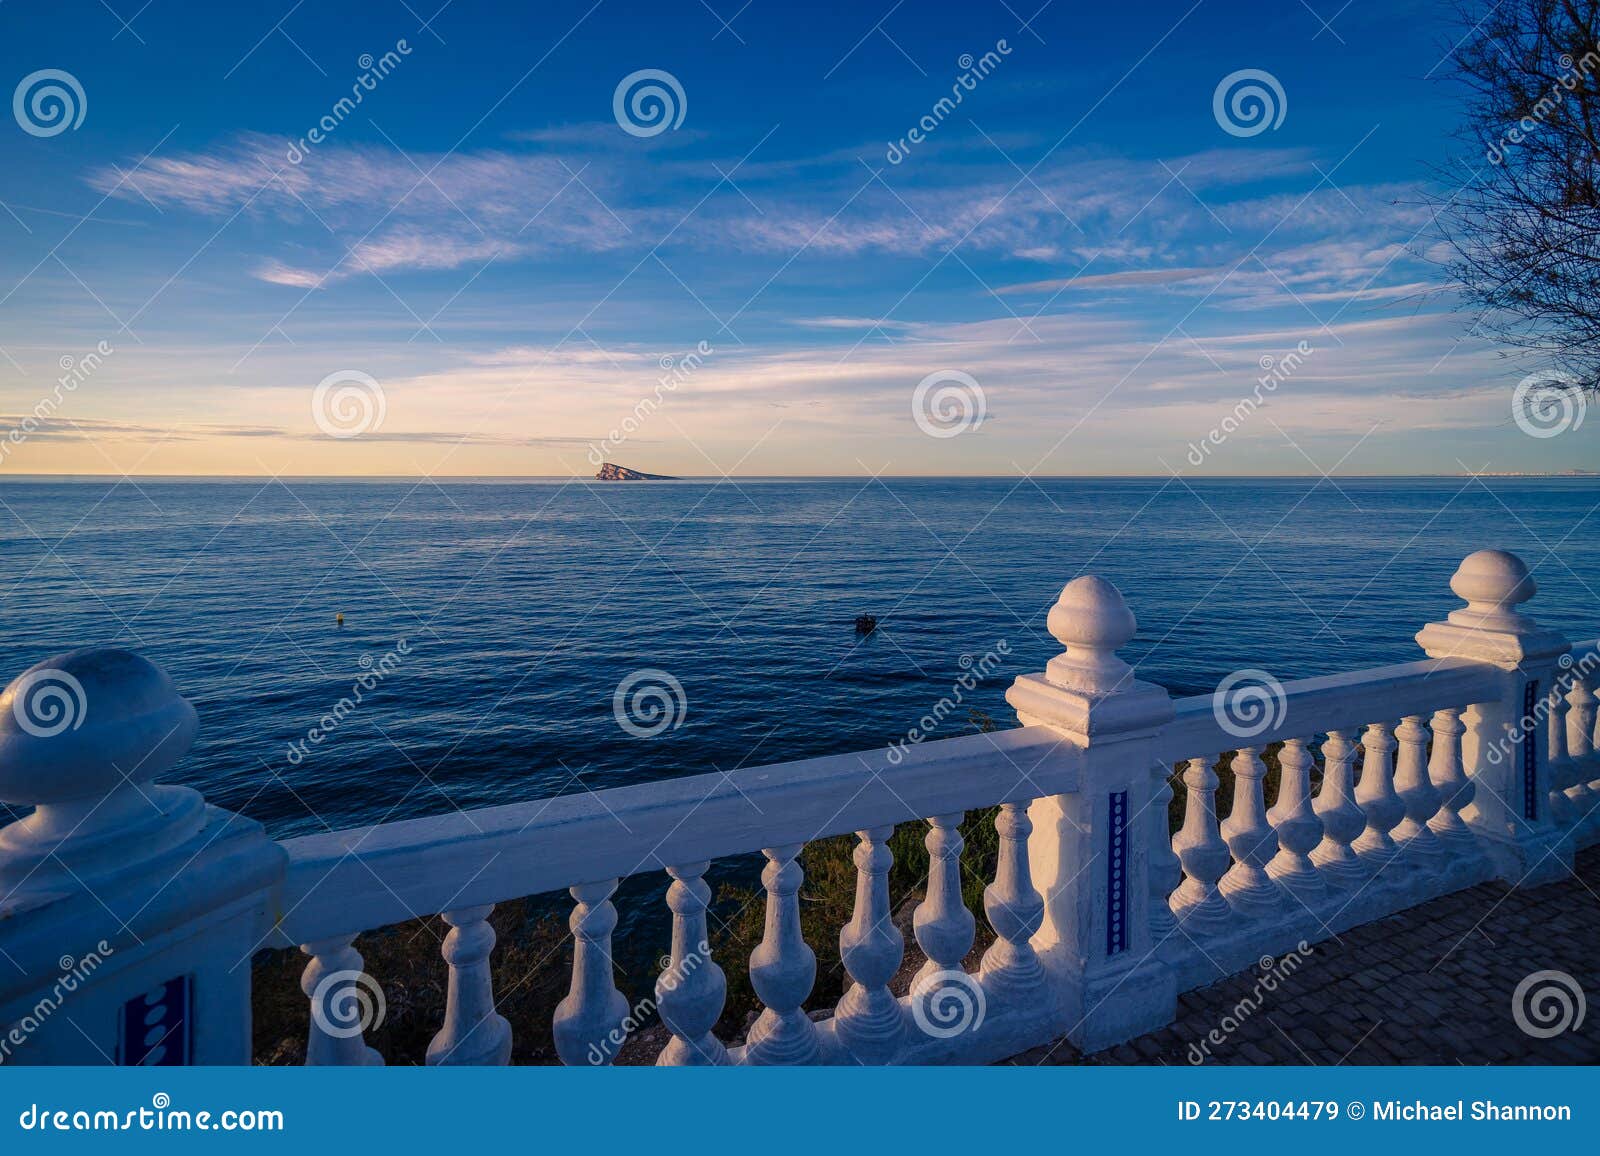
[1,0,1588,475]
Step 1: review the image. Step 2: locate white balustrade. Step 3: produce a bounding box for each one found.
[743,844,821,1065]
[9,549,1600,1069]
[834,826,905,1063]
[552,879,630,1065]
[426,905,511,1065]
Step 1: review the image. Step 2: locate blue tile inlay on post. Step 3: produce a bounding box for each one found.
[119,975,190,1066]
[1522,679,1540,822]
[1106,790,1129,956]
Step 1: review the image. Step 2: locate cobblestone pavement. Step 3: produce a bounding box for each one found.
[1007,844,1600,1065]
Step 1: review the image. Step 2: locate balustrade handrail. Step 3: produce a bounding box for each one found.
[268,723,1082,948]
[1156,654,1502,760]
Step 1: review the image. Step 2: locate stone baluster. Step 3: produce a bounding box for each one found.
[1392,715,1446,891]
[1266,738,1325,904]
[1543,683,1574,826]
[834,825,905,1063]
[913,813,976,985]
[1170,756,1232,936]
[552,879,630,1065]
[743,844,821,1065]
[979,803,1046,998]
[425,905,511,1065]
[1148,761,1183,951]
[1311,729,1367,890]
[1219,747,1283,918]
[302,935,384,1066]
[1427,708,1475,848]
[656,862,729,1065]
[1546,683,1582,835]
[1352,722,1404,876]
[1426,707,1490,886]
[1565,677,1598,837]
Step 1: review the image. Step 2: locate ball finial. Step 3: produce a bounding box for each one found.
[0,647,198,809]
[1447,549,1536,632]
[1044,575,1137,694]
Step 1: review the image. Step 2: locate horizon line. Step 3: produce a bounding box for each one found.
[1,471,1595,482]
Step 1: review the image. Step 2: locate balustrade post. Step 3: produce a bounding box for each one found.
[425,905,511,1066]
[552,879,631,1065]
[1565,676,1599,841]
[978,803,1045,997]
[912,813,976,1004]
[1426,708,1490,887]
[302,935,385,1066]
[0,648,285,1065]
[1416,550,1572,885]
[1170,756,1232,938]
[742,844,821,1065]
[656,862,729,1066]
[1219,746,1286,920]
[1391,715,1447,897]
[1545,687,1579,835]
[1352,722,1404,882]
[1310,730,1366,894]
[1147,760,1183,956]
[834,825,905,1064]
[1266,738,1325,909]
[1006,575,1176,1052]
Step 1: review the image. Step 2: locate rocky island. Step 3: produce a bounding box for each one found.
[595,462,678,481]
